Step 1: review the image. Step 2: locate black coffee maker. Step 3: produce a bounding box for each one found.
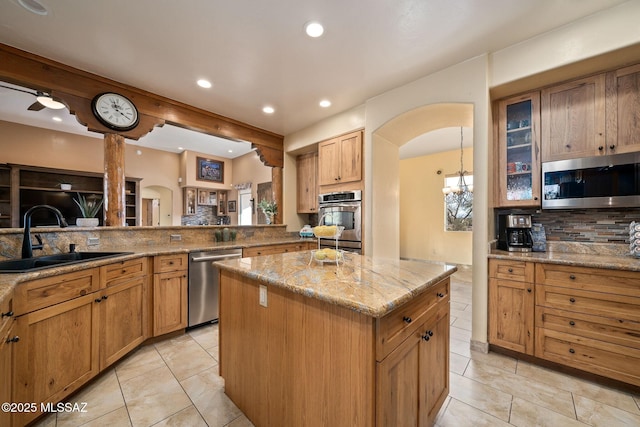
[497,214,533,252]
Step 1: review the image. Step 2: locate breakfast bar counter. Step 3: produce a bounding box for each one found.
[215,251,456,426]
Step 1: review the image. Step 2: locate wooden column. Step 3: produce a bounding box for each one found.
[103,134,126,226]
[271,166,283,224]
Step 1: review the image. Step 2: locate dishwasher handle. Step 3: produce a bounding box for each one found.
[191,253,242,262]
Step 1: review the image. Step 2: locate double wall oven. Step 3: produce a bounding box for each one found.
[318,190,362,253]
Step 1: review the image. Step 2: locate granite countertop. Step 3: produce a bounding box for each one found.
[489,247,640,272]
[0,237,316,308]
[214,251,457,318]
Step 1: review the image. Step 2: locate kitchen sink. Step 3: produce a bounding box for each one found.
[0,252,133,273]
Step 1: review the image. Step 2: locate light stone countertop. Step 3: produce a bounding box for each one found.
[214,251,457,318]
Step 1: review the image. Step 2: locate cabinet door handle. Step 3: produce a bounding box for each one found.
[569,321,575,326]
[609,145,615,150]
[569,348,575,354]
[6,336,19,343]
[421,334,430,342]
[508,268,513,273]
[95,298,102,303]
[569,297,576,303]
[1,311,13,318]
[427,330,433,337]
[437,293,445,298]
[598,146,604,151]
[527,288,532,293]
[402,316,412,324]
[102,295,109,300]
[569,275,576,280]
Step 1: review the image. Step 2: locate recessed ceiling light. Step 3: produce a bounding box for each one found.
[178,146,184,150]
[319,99,331,108]
[52,116,62,122]
[305,21,324,38]
[197,79,212,89]
[228,149,233,153]
[18,0,49,15]
[262,106,275,114]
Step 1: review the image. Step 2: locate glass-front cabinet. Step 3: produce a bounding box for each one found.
[495,92,541,207]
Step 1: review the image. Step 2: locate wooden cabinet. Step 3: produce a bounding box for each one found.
[0,165,12,228]
[488,259,535,355]
[605,63,640,155]
[534,263,640,386]
[376,295,449,427]
[0,296,15,427]
[242,241,315,258]
[152,254,188,336]
[98,257,149,369]
[541,74,606,161]
[318,130,362,187]
[495,92,541,207]
[296,152,318,213]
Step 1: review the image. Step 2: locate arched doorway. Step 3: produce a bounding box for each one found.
[141,185,173,226]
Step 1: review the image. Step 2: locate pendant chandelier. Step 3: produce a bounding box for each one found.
[442,127,473,195]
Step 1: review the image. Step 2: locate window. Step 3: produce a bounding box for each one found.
[444,174,473,231]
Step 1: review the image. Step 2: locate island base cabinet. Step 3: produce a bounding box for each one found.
[376,303,449,427]
[0,320,15,427]
[12,294,99,426]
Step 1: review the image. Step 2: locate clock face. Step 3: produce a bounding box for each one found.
[92,93,139,131]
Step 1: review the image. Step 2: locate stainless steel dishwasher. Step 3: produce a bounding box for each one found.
[188,248,243,327]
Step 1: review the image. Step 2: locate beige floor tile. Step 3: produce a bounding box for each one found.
[465,360,576,418]
[450,301,468,312]
[30,413,56,427]
[434,395,452,426]
[155,333,217,381]
[450,336,471,358]
[188,323,219,351]
[469,349,518,373]
[152,405,208,427]
[56,369,125,427]
[516,361,640,415]
[510,396,588,427]
[208,345,220,361]
[450,307,473,321]
[437,397,512,426]
[450,315,458,326]
[574,394,640,427]
[79,407,132,427]
[450,325,472,343]
[451,317,472,331]
[120,365,192,427]
[225,414,256,427]
[448,373,513,421]
[115,344,166,383]
[450,351,470,375]
[180,365,244,427]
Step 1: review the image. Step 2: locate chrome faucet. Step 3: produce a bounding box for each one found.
[22,205,68,259]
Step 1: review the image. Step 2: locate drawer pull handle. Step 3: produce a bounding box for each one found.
[569,348,575,354]
[437,293,445,298]
[421,333,430,342]
[1,311,13,318]
[569,275,576,280]
[569,321,575,326]
[527,288,532,293]
[95,298,103,303]
[427,330,433,337]
[102,295,109,300]
[508,268,513,273]
[403,316,412,324]
[569,298,576,303]
[6,336,19,343]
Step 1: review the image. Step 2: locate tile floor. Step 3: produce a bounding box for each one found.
[33,266,640,427]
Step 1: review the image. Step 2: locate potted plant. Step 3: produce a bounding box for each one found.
[73,193,103,227]
[257,199,277,224]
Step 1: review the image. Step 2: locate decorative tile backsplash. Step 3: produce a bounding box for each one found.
[532,208,640,243]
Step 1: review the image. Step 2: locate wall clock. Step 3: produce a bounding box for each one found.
[91,92,139,131]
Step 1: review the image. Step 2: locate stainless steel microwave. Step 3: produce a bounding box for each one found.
[542,152,640,209]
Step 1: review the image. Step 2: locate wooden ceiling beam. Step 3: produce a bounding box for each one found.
[0,43,284,166]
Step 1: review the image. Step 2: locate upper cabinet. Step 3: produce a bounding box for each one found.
[605,63,640,155]
[296,152,318,213]
[318,130,362,187]
[541,74,606,161]
[495,92,541,207]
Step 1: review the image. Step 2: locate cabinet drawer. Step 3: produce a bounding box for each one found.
[102,257,148,286]
[376,279,449,361]
[536,284,640,323]
[536,306,640,350]
[243,242,312,258]
[489,259,534,282]
[14,268,101,315]
[535,263,640,297]
[154,254,188,273]
[535,327,640,387]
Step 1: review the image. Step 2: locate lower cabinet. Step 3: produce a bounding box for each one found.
[153,254,188,336]
[0,300,15,427]
[376,302,449,427]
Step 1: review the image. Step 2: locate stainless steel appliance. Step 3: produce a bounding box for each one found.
[542,152,640,209]
[188,248,242,327]
[497,214,533,252]
[318,190,362,253]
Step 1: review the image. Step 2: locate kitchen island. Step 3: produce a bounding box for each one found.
[215,251,456,427]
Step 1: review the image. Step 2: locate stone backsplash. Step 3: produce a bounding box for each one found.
[532,208,640,244]
[0,225,293,260]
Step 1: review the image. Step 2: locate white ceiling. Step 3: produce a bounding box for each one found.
[0,0,630,158]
